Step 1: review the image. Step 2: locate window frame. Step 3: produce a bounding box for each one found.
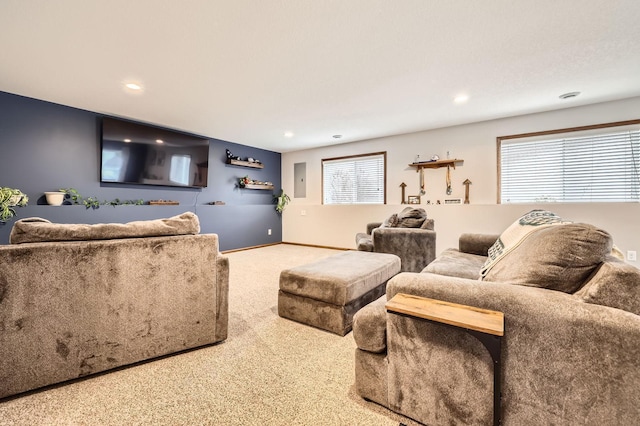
[321,151,387,205]
[497,119,640,204]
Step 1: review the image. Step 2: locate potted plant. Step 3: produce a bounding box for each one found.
[0,187,29,223]
[273,190,290,213]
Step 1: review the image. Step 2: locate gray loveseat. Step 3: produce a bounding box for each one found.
[353,212,640,425]
[0,212,229,399]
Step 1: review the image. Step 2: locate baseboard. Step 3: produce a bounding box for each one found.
[221,241,351,254]
[281,241,351,251]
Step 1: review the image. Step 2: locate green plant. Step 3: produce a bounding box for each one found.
[0,187,29,222]
[273,189,290,213]
[59,188,144,210]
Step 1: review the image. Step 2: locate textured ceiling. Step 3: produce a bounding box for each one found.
[1,0,640,152]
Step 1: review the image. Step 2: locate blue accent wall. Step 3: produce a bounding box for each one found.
[0,91,282,250]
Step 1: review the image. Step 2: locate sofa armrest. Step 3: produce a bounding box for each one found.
[458,233,499,256]
[385,272,640,424]
[372,228,436,272]
[353,297,387,353]
[366,222,383,234]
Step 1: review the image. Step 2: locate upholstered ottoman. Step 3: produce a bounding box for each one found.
[278,251,401,335]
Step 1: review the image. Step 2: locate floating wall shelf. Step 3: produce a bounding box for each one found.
[240,184,274,190]
[408,159,464,170]
[226,159,264,169]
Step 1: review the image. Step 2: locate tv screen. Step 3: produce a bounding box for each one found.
[101,117,209,188]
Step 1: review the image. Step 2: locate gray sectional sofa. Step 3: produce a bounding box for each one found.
[0,213,229,399]
[353,212,640,425]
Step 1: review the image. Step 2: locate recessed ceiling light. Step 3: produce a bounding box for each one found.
[559,92,580,100]
[123,81,144,94]
[123,138,131,143]
[156,139,164,144]
[332,135,342,139]
[454,94,469,104]
[284,132,294,138]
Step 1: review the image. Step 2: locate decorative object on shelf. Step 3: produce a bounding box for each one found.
[430,154,440,161]
[226,149,262,167]
[60,188,101,209]
[463,179,472,204]
[409,158,464,197]
[238,176,274,190]
[59,188,144,209]
[273,190,290,213]
[148,200,179,205]
[400,182,407,204]
[226,149,241,161]
[44,191,65,206]
[0,187,28,223]
[407,195,421,205]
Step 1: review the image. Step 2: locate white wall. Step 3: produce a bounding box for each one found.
[281,97,640,262]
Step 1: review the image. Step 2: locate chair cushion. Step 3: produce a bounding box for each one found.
[423,248,486,280]
[574,256,640,315]
[482,223,613,294]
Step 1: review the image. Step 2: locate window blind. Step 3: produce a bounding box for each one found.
[500,128,640,203]
[322,153,385,204]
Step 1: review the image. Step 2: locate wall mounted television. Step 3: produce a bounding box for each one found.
[101,117,209,188]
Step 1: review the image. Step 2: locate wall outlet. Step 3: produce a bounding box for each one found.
[627,250,637,261]
[268,229,272,235]
[301,210,307,216]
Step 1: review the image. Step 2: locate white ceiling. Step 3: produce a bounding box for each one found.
[2,0,640,153]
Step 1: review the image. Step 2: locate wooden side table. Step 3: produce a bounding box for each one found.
[386,293,505,426]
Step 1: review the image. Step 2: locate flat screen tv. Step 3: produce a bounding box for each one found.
[101,117,209,188]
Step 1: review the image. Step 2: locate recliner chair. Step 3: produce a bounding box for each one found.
[355,207,436,272]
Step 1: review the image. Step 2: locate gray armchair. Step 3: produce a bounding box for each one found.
[353,223,640,425]
[355,208,436,272]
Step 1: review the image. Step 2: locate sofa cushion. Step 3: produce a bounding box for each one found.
[10,212,200,244]
[574,256,640,315]
[482,223,613,293]
[423,248,487,280]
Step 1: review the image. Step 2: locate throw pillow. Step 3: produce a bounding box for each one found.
[10,212,200,244]
[483,223,613,293]
[480,209,568,277]
[574,255,640,316]
[380,207,427,229]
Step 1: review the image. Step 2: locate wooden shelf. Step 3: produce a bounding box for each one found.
[226,159,264,169]
[240,184,274,190]
[409,158,463,170]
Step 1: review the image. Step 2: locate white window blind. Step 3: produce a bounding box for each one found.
[500,126,640,203]
[322,152,386,204]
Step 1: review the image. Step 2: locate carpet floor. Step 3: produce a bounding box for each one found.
[0,244,419,426]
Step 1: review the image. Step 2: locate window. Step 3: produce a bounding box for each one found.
[322,152,386,204]
[170,154,192,185]
[498,120,640,204]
